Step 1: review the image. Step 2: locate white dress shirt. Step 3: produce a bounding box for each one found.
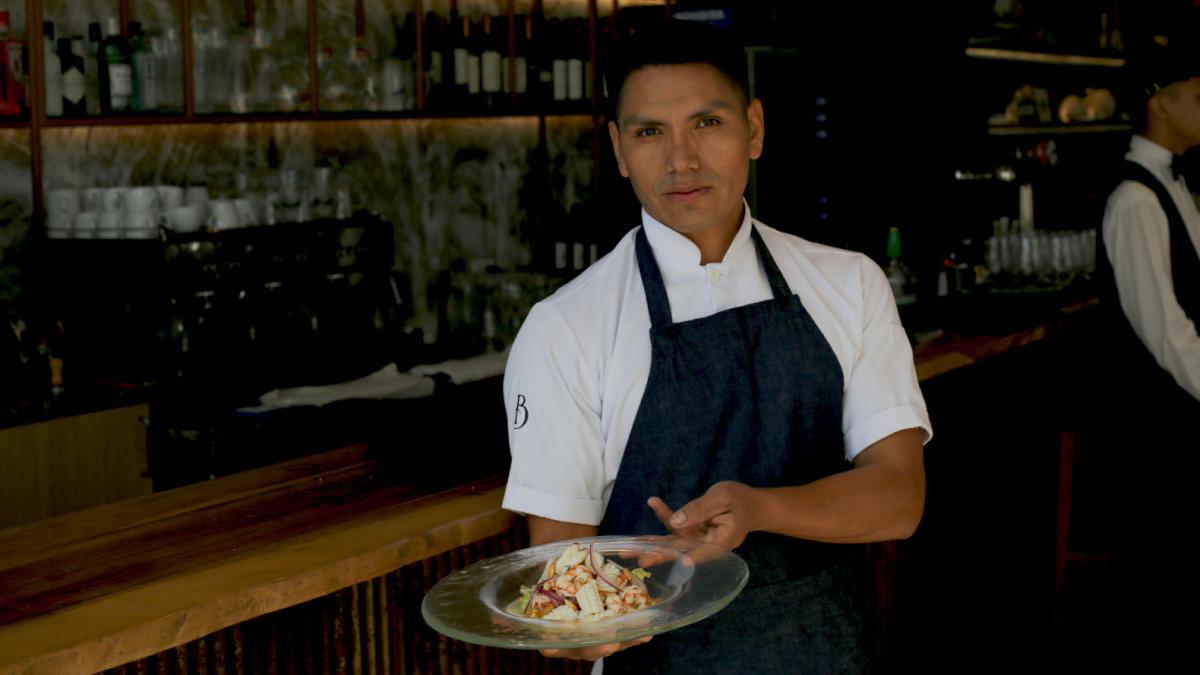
[501,204,932,526]
[1102,135,1200,401]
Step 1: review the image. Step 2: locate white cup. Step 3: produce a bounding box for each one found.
[102,187,127,213]
[185,186,210,205]
[97,211,121,231]
[97,228,122,239]
[47,229,70,239]
[81,187,104,212]
[46,213,73,231]
[47,188,81,218]
[207,200,241,230]
[73,230,96,240]
[124,210,161,232]
[234,198,258,227]
[124,227,159,240]
[165,203,207,233]
[75,211,101,232]
[126,186,161,212]
[156,185,185,210]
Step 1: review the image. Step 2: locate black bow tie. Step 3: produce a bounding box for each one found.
[1172,155,1186,180]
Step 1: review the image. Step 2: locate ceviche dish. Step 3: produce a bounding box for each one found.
[510,542,655,621]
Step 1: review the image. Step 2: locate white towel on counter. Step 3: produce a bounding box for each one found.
[409,348,510,385]
[239,363,437,413]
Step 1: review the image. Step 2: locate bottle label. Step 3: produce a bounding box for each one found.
[429,51,443,84]
[502,57,510,93]
[467,54,481,94]
[568,58,583,100]
[453,48,468,85]
[109,63,132,98]
[573,242,585,271]
[553,59,567,101]
[63,67,85,104]
[482,50,501,93]
[137,56,157,108]
[516,57,527,94]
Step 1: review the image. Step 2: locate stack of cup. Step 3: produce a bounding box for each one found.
[45,188,81,239]
[124,186,162,239]
[164,186,211,233]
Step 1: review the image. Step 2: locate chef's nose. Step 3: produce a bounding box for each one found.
[665,130,701,174]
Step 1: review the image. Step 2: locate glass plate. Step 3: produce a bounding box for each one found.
[421,535,749,650]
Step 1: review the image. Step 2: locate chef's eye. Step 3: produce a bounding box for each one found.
[635,128,660,137]
[697,118,720,128]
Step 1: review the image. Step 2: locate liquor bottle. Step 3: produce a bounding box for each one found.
[466,16,481,106]
[155,27,182,110]
[423,12,445,108]
[128,22,157,111]
[0,10,25,117]
[101,17,132,113]
[481,14,504,110]
[83,25,101,115]
[550,19,567,105]
[43,21,63,117]
[60,37,86,116]
[567,19,584,103]
[506,14,529,103]
[885,226,917,306]
[382,13,415,111]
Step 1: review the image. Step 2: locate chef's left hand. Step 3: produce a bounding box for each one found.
[647,481,761,551]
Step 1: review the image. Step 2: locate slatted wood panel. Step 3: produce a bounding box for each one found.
[100,526,585,675]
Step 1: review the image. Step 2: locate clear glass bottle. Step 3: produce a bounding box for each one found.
[43,21,63,117]
[84,23,102,115]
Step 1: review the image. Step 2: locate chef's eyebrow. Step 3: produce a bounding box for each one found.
[620,100,733,128]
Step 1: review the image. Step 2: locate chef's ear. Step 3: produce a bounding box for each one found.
[747,98,765,161]
[609,120,631,178]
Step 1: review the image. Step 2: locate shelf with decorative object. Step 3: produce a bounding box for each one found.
[987,122,1132,136]
[965,47,1125,68]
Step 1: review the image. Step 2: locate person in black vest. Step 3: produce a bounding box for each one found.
[501,19,929,673]
[1095,34,1200,665]
[1100,36,1200,418]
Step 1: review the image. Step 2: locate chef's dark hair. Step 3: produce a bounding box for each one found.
[604,18,749,123]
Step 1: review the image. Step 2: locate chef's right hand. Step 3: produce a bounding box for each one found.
[540,636,652,661]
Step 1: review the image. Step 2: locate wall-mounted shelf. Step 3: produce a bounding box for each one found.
[38,109,596,130]
[965,47,1125,68]
[0,119,30,129]
[988,123,1131,136]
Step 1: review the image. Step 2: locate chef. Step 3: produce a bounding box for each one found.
[502,19,930,673]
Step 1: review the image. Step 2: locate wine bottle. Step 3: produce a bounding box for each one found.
[60,37,85,117]
[84,24,102,115]
[102,17,132,113]
[481,14,504,110]
[43,21,63,117]
[128,21,157,111]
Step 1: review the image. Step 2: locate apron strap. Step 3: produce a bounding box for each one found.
[635,226,675,329]
[635,223,797,328]
[749,226,794,301]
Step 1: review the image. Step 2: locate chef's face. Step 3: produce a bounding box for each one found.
[1155,76,1200,150]
[608,63,764,238]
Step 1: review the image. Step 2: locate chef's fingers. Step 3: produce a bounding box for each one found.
[646,496,682,530]
[666,490,732,531]
[540,636,652,661]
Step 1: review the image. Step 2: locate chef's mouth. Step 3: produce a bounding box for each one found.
[665,186,710,198]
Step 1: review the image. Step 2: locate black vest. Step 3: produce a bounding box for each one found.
[1096,160,1200,411]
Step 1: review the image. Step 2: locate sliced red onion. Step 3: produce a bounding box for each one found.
[588,544,627,591]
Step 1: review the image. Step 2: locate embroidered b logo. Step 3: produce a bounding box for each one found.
[513,394,529,430]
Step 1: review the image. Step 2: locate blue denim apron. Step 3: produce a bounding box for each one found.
[601,226,869,674]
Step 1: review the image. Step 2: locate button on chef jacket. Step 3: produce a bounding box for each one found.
[503,203,932,526]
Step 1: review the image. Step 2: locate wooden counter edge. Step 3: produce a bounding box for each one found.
[0,485,517,675]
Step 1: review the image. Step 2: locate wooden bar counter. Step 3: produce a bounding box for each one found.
[0,298,1094,675]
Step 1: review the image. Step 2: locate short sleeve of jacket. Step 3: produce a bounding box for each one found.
[841,258,932,459]
[501,302,607,525]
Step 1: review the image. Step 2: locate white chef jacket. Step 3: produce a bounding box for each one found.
[1102,135,1200,402]
[502,204,932,526]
